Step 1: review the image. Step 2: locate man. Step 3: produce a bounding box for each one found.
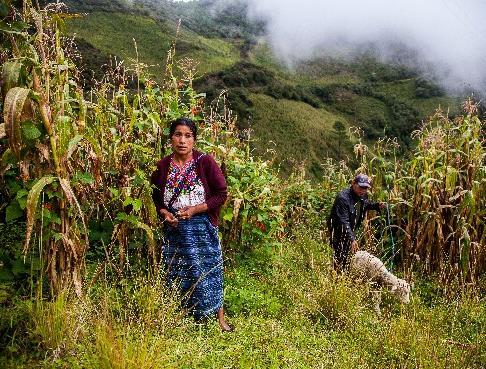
[327,174,385,271]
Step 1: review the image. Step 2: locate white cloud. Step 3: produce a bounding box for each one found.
[245,0,486,93]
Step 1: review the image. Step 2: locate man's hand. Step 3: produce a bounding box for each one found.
[160,209,179,226]
[350,240,359,254]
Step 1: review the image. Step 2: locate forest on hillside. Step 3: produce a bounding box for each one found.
[0,2,485,368]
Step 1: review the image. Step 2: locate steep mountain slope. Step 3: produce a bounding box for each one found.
[61,0,460,178]
[68,11,240,77]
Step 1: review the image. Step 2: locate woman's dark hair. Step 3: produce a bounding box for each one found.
[169,117,197,139]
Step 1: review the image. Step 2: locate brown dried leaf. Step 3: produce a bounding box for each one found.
[58,178,88,244]
[3,87,31,156]
[35,143,51,162]
[24,176,57,253]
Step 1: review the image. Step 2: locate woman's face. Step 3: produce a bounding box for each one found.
[171,124,195,157]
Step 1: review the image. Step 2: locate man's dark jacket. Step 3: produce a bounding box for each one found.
[327,187,381,263]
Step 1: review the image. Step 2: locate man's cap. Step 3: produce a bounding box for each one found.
[354,173,371,188]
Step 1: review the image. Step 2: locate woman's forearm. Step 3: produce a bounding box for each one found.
[191,203,208,215]
[177,203,208,219]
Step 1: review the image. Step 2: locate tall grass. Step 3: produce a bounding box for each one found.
[4,228,483,368]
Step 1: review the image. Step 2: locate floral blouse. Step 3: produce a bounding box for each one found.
[163,157,206,211]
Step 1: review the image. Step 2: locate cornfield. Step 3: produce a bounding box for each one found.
[0,1,290,295]
[398,103,485,285]
[1,1,485,298]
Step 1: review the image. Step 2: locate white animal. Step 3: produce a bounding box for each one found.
[349,250,411,315]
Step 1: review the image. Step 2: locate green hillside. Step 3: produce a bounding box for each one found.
[248,94,353,177]
[68,12,240,77]
[62,0,460,179]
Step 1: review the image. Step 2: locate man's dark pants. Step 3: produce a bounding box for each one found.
[328,226,351,272]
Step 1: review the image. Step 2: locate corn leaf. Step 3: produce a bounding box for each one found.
[66,134,84,159]
[460,227,471,275]
[3,87,31,156]
[130,219,156,256]
[24,175,57,252]
[59,178,88,243]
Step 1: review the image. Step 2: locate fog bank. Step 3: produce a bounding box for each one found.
[245,0,486,93]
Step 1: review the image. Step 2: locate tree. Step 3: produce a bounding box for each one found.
[332,120,349,157]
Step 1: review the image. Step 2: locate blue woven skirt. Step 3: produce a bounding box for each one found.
[163,214,223,319]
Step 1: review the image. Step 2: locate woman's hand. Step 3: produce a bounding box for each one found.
[160,209,179,226]
[177,206,198,220]
[177,203,208,220]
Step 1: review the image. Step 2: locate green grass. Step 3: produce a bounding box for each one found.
[67,12,240,77]
[2,229,484,368]
[375,79,418,100]
[412,96,461,118]
[250,43,361,86]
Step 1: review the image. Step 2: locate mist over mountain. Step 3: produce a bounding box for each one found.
[244,0,486,95]
[56,0,464,177]
[118,0,486,94]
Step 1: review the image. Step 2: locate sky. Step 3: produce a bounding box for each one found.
[244,0,486,94]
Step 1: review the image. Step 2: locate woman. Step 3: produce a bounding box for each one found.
[151,117,232,331]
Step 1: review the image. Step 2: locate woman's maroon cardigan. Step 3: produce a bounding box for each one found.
[151,150,228,226]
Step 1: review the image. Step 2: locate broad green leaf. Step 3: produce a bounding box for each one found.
[131,199,142,212]
[16,189,29,210]
[73,171,94,185]
[21,121,41,140]
[6,201,23,222]
[223,210,233,222]
[1,148,16,166]
[116,212,128,221]
[123,197,133,207]
[15,189,29,199]
[1,61,22,92]
[109,188,120,199]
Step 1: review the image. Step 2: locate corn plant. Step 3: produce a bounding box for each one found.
[2,1,91,296]
[0,1,203,294]
[360,102,486,287]
[396,102,485,285]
